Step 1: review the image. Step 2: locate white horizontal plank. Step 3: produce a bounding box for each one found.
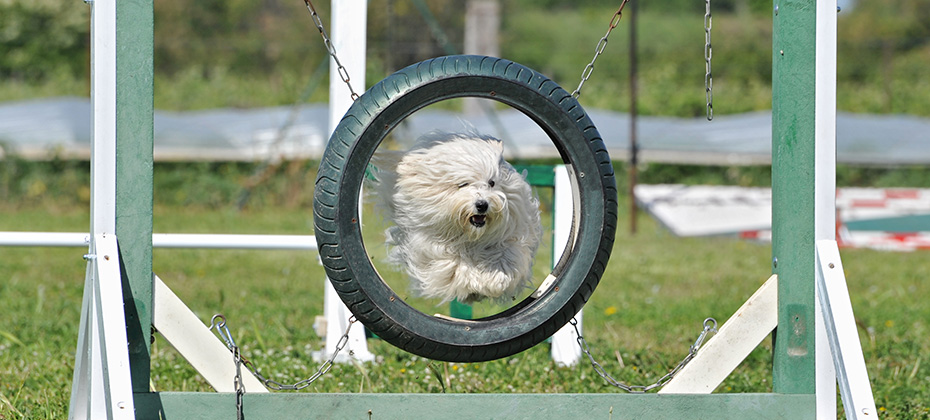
[0,232,316,250]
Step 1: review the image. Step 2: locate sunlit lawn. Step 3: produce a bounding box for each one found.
[1,193,928,419]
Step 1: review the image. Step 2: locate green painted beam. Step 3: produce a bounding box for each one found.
[771,0,818,395]
[115,0,155,393]
[136,392,815,420]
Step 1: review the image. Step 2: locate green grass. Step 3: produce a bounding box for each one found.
[1,178,929,419]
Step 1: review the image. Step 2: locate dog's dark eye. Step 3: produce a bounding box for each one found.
[488,180,496,187]
[458,182,469,188]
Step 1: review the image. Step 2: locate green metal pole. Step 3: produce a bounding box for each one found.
[115,0,155,394]
[771,0,818,395]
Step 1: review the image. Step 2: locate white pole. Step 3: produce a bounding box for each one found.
[151,234,317,250]
[463,0,500,116]
[69,0,136,417]
[814,3,877,419]
[321,0,374,363]
[0,232,317,250]
[89,0,117,238]
[550,165,582,366]
[327,0,367,133]
[0,232,90,247]
[814,0,838,417]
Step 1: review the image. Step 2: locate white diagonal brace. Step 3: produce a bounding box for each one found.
[816,240,878,419]
[153,276,268,393]
[68,264,97,419]
[659,275,777,394]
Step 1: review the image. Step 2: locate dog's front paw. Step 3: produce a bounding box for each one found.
[479,269,524,302]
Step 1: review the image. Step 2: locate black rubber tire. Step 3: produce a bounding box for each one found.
[314,55,617,362]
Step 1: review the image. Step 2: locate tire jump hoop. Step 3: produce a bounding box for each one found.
[314,55,618,362]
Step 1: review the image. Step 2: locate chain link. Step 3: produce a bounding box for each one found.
[210,313,358,398]
[233,345,244,420]
[570,317,717,393]
[571,0,631,99]
[303,0,360,102]
[211,311,710,400]
[704,0,714,121]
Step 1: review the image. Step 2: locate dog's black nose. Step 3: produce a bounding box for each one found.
[475,200,489,214]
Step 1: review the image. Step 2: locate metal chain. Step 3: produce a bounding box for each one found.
[570,317,717,393]
[209,313,358,399]
[571,0,631,99]
[210,312,709,400]
[704,0,714,121]
[233,345,244,420]
[303,0,360,101]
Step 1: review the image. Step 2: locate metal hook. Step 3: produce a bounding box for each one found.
[209,314,236,349]
[703,317,718,333]
[209,314,227,330]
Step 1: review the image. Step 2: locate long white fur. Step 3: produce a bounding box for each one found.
[371,131,542,304]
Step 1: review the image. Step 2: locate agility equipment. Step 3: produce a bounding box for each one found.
[314,54,617,362]
[54,0,878,418]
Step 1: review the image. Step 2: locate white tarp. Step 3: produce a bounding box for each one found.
[633,184,772,237]
[0,97,330,161]
[635,184,930,251]
[2,97,930,165]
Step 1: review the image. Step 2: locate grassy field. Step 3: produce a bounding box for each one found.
[2,0,929,416]
[1,171,929,419]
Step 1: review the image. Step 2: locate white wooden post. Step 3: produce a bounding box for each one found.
[550,165,582,366]
[322,0,374,363]
[813,0,839,415]
[68,0,135,417]
[463,0,500,116]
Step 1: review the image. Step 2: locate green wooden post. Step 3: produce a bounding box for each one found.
[115,0,155,394]
[771,0,818,395]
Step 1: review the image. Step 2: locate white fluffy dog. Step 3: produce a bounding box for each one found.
[371,131,542,304]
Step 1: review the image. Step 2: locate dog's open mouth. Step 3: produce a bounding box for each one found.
[469,215,487,228]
